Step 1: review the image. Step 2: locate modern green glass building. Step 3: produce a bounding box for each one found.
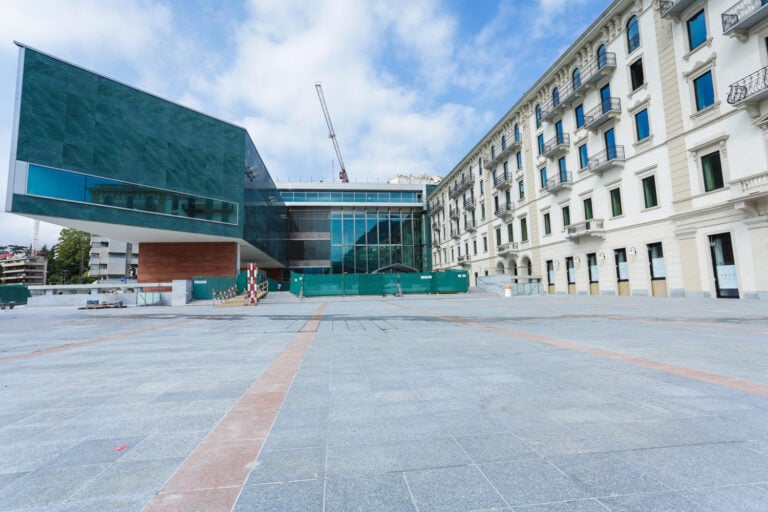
[5,43,432,281]
[6,43,288,281]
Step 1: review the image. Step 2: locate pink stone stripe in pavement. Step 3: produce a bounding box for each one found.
[142,303,328,512]
[390,301,768,398]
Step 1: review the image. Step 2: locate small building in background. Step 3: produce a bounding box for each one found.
[0,253,47,285]
[88,236,139,281]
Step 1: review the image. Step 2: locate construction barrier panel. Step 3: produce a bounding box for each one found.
[192,276,237,300]
[289,271,469,297]
[267,278,290,292]
[0,285,31,305]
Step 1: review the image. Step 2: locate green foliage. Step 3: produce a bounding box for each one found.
[50,228,91,283]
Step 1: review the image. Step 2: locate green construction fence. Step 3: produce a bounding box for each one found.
[290,270,468,297]
[0,285,31,305]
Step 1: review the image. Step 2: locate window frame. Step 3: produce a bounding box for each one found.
[578,143,589,170]
[629,57,645,92]
[575,104,584,128]
[641,174,659,209]
[634,108,650,142]
[693,70,716,112]
[543,212,552,236]
[701,150,725,192]
[609,187,623,217]
[627,15,640,54]
[687,9,707,52]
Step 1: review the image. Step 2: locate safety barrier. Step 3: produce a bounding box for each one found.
[290,270,469,298]
[212,285,239,305]
[0,285,31,306]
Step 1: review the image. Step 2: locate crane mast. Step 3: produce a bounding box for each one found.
[315,83,349,183]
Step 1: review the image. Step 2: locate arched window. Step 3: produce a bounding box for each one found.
[552,87,560,107]
[535,104,542,129]
[501,135,507,150]
[597,44,607,68]
[627,16,640,53]
[572,68,581,90]
[514,123,520,141]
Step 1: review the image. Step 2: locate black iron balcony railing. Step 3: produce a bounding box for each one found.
[658,0,698,17]
[584,97,621,130]
[449,207,459,219]
[588,145,625,174]
[543,172,573,192]
[485,135,521,169]
[582,52,617,86]
[494,203,514,217]
[431,198,443,210]
[722,0,768,34]
[493,172,513,189]
[450,228,460,239]
[448,173,475,197]
[431,220,440,231]
[464,196,476,209]
[458,255,471,265]
[466,218,477,231]
[728,65,768,104]
[542,133,570,158]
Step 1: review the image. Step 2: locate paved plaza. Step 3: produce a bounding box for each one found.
[1,293,767,511]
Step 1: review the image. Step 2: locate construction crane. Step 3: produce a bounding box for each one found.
[315,82,349,183]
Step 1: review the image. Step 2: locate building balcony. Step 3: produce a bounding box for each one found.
[588,145,625,174]
[565,219,605,242]
[458,255,471,267]
[542,133,570,159]
[722,0,768,39]
[582,52,617,86]
[494,203,515,219]
[450,228,460,239]
[734,171,768,199]
[449,207,460,219]
[431,220,440,231]
[464,196,476,209]
[584,97,621,131]
[658,0,698,18]
[449,173,475,197]
[431,198,443,210]
[484,137,521,169]
[466,218,477,232]
[497,242,520,256]
[543,172,573,193]
[493,172,514,190]
[727,65,768,106]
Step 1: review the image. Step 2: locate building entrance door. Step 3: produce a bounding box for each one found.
[587,253,599,295]
[566,257,576,294]
[615,248,630,296]
[647,242,667,297]
[709,233,739,298]
[546,260,555,294]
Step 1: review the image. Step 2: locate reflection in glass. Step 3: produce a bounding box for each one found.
[26,164,238,224]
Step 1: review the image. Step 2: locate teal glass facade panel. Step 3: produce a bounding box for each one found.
[280,190,422,203]
[26,164,238,224]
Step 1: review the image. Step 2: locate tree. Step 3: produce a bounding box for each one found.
[53,229,92,284]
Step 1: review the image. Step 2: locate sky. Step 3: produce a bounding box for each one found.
[0,0,609,248]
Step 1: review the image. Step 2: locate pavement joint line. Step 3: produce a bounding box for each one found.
[141,303,328,512]
[0,317,205,365]
[387,301,768,398]
[478,301,768,336]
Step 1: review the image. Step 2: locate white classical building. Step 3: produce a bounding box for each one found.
[430,0,768,299]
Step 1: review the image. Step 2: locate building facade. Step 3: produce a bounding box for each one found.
[88,236,138,281]
[279,182,433,274]
[430,0,768,299]
[0,254,47,285]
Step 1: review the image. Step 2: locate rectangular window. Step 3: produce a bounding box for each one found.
[473,240,477,255]
[635,109,650,141]
[648,242,666,279]
[481,203,486,219]
[537,134,545,155]
[483,236,488,252]
[583,198,593,220]
[518,180,525,200]
[566,257,575,284]
[642,175,658,208]
[630,59,644,91]
[610,188,623,217]
[579,144,588,169]
[575,104,584,128]
[544,212,551,235]
[540,167,548,189]
[702,151,724,191]
[507,223,514,242]
[520,218,528,242]
[687,10,707,51]
[480,179,485,195]
[495,227,502,246]
[562,205,571,227]
[503,161,509,176]
[694,71,715,111]
[516,151,523,169]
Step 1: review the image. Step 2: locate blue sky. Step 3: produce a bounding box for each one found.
[0,0,609,247]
